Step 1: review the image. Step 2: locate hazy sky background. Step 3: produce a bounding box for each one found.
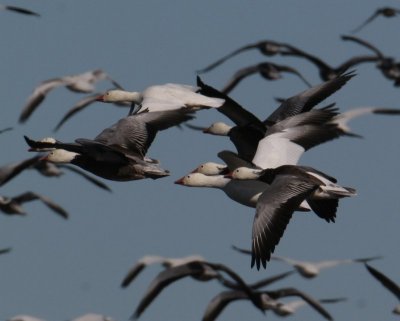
[1,1,399,320]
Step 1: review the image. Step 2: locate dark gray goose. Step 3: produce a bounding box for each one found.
[351,7,400,34]
[19,69,121,123]
[197,39,296,74]
[365,264,400,314]
[25,109,195,181]
[0,191,68,219]
[131,260,265,319]
[203,287,335,321]
[221,61,311,94]
[0,4,40,17]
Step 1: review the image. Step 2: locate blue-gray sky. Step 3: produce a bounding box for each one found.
[1,1,399,320]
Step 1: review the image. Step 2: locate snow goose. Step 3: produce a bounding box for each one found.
[121,254,205,288]
[203,287,334,321]
[96,83,224,114]
[197,40,297,74]
[221,61,311,94]
[0,191,68,219]
[351,7,400,34]
[25,109,194,181]
[365,264,400,314]
[227,165,356,269]
[19,69,121,123]
[132,260,263,319]
[0,5,40,17]
[197,73,353,161]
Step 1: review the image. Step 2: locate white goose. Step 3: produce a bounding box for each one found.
[96,83,224,113]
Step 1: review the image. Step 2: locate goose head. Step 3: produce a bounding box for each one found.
[42,149,79,164]
[174,173,229,188]
[227,167,263,180]
[203,122,232,136]
[191,162,228,175]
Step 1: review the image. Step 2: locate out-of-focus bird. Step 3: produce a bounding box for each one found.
[0,191,68,219]
[131,260,266,319]
[221,61,311,94]
[0,155,111,191]
[351,7,400,33]
[54,92,131,131]
[121,254,205,287]
[202,287,336,321]
[280,46,379,81]
[365,264,400,314]
[0,127,12,134]
[197,39,296,73]
[70,313,115,321]
[0,247,11,255]
[0,4,40,17]
[19,69,122,123]
[7,316,46,321]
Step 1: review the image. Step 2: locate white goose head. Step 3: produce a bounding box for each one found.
[203,122,232,136]
[230,167,263,180]
[191,162,227,175]
[43,149,79,163]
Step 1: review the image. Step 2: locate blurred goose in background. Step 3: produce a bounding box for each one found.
[0,155,111,191]
[70,313,115,321]
[0,127,12,134]
[221,61,311,94]
[7,316,46,321]
[54,91,131,131]
[131,259,267,319]
[365,264,400,314]
[0,247,11,255]
[280,47,378,81]
[121,254,205,287]
[0,191,68,219]
[203,287,335,321]
[351,7,400,34]
[96,82,224,114]
[341,35,400,85]
[19,69,122,123]
[0,4,40,17]
[197,39,298,73]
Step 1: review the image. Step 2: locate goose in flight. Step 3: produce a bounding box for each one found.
[131,259,267,319]
[203,287,336,321]
[70,314,115,321]
[121,254,205,288]
[96,82,224,114]
[365,264,400,314]
[0,4,40,17]
[221,61,311,94]
[25,107,197,180]
[351,7,400,33]
[19,69,122,123]
[228,165,356,269]
[197,39,297,74]
[0,191,68,219]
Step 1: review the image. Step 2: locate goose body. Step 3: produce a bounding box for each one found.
[97,83,224,113]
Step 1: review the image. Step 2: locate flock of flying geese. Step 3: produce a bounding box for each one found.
[2,4,400,321]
